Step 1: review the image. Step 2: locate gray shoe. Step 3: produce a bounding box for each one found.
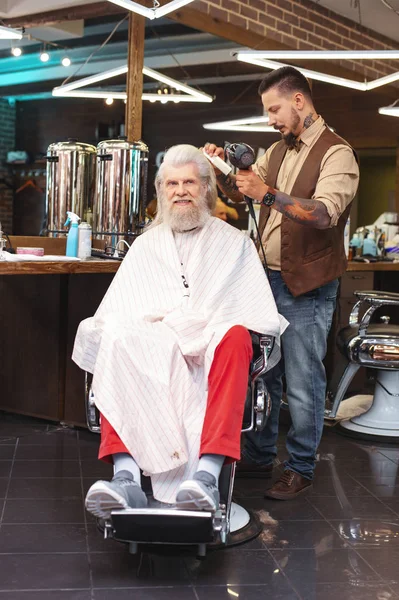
[85,470,147,519]
[175,471,220,512]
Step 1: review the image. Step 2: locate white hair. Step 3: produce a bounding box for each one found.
[151,144,217,228]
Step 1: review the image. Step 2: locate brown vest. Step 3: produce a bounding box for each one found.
[258,127,355,297]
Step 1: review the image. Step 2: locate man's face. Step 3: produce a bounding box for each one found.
[262,87,302,146]
[163,163,208,231]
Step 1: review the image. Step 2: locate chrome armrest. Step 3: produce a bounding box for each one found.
[349,290,399,337]
[249,333,275,383]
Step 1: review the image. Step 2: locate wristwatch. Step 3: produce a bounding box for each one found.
[262,190,276,206]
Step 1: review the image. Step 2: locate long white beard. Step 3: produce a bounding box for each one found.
[164,198,210,232]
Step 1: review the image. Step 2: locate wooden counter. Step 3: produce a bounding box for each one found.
[347,261,399,272]
[0,259,120,275]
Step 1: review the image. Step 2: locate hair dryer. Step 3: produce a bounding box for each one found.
[225,142,268,271]
[225,142,256,219]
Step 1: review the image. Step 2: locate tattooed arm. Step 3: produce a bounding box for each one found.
[235,170,332,230]
[272,188,331,229]
[215,172,245,204]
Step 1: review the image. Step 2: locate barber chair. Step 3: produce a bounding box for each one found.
[85,331,274,557]
[325,290,399,440]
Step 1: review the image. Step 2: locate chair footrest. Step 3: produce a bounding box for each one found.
[111,508,215,544]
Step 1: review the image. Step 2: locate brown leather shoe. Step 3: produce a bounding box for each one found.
[264,469,312,500]
[235,460,274,478]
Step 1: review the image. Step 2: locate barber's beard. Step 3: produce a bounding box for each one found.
[164,195,210,232]
[282,108,301,149]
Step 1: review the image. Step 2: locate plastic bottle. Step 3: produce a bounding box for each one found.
[64,211,81,257]
[362,231,378,257]
[78,222,92,259]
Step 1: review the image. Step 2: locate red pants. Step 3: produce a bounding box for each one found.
[99,325,253,464]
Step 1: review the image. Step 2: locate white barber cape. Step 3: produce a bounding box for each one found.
[73,217,287,503]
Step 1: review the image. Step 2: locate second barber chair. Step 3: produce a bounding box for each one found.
[325,290,399,440]
[85,331,274,556]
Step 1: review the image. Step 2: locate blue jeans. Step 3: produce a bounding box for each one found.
[243,271,339,480]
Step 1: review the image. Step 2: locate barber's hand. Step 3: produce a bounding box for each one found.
[202,143,225,175]
[236,168,269,203]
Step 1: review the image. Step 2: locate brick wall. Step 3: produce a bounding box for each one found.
[0,99,16,233]
[195,0,399,81]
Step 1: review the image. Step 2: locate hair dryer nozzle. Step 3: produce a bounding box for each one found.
[225,142,256,170]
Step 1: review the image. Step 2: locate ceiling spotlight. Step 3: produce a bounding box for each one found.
[62,57,71,67]
[11,47,22,57]
[40,51,50,63]
[105,97,114,105]
[0,25,23,40]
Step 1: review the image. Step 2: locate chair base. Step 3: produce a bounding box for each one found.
[339,370,399,440]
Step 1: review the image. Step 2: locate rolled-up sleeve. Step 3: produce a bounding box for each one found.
[314,145,359,227]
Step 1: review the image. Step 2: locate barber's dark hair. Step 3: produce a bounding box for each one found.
[258,66,312,99]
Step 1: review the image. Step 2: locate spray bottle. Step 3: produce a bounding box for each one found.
[64,211,81,257]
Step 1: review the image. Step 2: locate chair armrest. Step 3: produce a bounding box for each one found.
[350,290,399,336]
[249,332,275,382]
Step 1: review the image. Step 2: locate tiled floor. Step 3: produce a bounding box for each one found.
[0,412,399,599]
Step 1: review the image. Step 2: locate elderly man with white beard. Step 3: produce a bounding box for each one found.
[73,144,287,518]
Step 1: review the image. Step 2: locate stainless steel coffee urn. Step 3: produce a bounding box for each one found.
[93,137,149,246]
[45,139,96,236]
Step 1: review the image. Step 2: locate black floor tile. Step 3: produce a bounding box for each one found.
[294,582,398,600]
[7,477,82,499]
[195,583,300,600]
[327,518,399,548]
[0,554,90,590]
[270,548,382,588]
[2,498,85,524]
[0,425,49,438]
[17,429,78,445]
[12,460,81,478]
[380,500,399,517]
[358,548,399,582]
[185,549,287,586]
[352,477,399,498]
[94,587,197,599]
[0,445,16,460]
[378,449,399,464]
[0,478,9,498]
[81,460,113,479]
[87,524,128,553]
[307,475,372,497]
[15,445,79,460]
[241,497,323,521]
[0,523,88,553]
[308,496,399,520]
[0,462,12,478]
[90,552,190,588]
[342,459,399,478]
[260,519,350,549]
[0,592,91,599]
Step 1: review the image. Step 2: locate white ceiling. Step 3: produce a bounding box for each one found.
[310,0,399,43]
[2,0,399,46]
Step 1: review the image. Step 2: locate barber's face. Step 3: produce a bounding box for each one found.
[262,87,303,142]
[164,164,203,213]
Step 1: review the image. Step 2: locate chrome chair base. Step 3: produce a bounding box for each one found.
[339,370,399,438]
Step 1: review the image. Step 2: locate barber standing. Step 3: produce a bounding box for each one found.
[204,65,359,500]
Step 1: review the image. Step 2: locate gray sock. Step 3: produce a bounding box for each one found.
[197,454,225,484]
[113,452,141,486]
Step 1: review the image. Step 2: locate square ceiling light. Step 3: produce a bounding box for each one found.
[52,64,213,103]
[105,0,196,19]
[236,50,399,91]
[0,25,23,40]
